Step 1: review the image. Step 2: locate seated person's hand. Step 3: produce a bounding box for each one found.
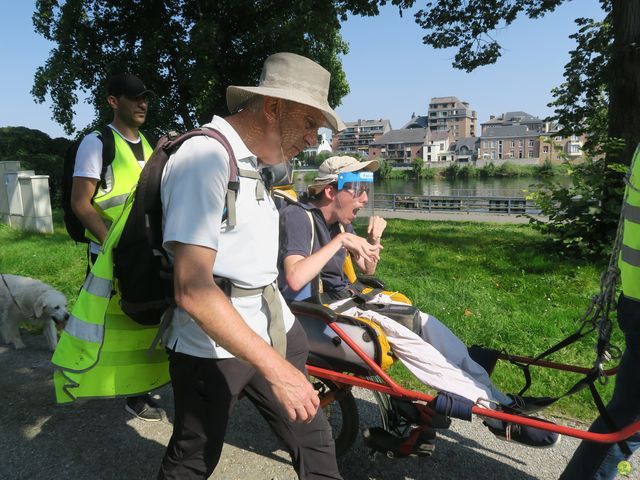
[341,232,383,263]
[367,216,387,244]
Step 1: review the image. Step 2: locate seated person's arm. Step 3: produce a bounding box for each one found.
[283,232,381,292]
[173,241,319,422]
[71,176,109,244]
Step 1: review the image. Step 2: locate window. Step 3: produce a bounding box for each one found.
[569,144,581,154]
[518,140,523,147]
[491,151,496,159]
[571,135,579,142]
[511,141,515,147]
[528,139,534,147]
[528,150,534,158]
[543,146,549,153]
[483,141,488,148]
[492,140,497,148]
[518,151,523,158]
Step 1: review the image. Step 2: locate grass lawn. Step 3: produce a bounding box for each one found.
[1,211,620,422]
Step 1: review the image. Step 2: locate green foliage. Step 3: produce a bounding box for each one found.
[414,1,567,72]
[529,152,625,256]
[548,15,612,150]
[410,157,425,179]
[534,158,555,177]
[377,159,393,179]
[32,0,360,134]
[0,127,71,206]
[443,162,545,180]
[421,166,435,180]
[0,210,86,307]
[443,163,459,180]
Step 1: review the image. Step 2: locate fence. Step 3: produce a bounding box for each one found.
[375,193,540,215]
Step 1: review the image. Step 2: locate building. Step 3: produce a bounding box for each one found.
[427,96,477,140]
[539,131,585,164]
[368,128,428,163]
[402,113,429,129]
[332,119,391,155]
[479,112,585,164]
[479,124,541,163]
[423,131,454,163]
[302,133,332,161]
[450,137,480,163]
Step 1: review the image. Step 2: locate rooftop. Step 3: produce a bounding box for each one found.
[371,128,428,145]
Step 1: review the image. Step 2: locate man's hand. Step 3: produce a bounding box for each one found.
[367,216,387,245]
[265,362,320,422]
[341,232,382,263]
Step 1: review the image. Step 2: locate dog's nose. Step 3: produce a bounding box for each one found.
[64,312,70,321]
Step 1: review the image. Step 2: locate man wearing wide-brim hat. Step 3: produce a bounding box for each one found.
[158,53,344,479]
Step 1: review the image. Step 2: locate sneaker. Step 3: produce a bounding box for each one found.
[504,394,555,415]
[363,427,436,458]
[125,394,163,422]
[484,418,560,448]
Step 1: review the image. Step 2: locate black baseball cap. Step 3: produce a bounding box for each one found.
[107,73,154,98]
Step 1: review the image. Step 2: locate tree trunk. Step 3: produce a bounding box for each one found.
[601,0,640,239]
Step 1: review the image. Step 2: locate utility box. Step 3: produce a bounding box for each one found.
[0,161,54,234]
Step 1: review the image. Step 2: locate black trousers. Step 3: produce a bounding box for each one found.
[158,319,342,480]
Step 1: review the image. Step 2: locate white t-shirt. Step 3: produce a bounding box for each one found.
[73,124,145,179]
[161,116,295,358]
[73,125,145,254]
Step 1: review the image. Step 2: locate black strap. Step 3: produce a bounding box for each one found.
[589,382,632,456]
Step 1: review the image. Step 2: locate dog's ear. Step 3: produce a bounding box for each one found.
[34,294,46,318]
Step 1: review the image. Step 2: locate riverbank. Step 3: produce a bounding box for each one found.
[374,208,544,224]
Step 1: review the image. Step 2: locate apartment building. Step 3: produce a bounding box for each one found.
[423,131,454,163]
[368,128,428,162]
[450,137,480,163]
[539,131,585,163]
[479,112,585,164]
[331,118,391,155]
[427,96,477,140]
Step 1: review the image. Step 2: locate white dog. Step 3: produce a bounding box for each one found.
[0,274,69,351]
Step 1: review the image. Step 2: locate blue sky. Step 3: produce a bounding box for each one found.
[0,1,605,139]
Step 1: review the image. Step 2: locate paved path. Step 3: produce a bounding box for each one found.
[2,334,638,479]
[374,209,546,224]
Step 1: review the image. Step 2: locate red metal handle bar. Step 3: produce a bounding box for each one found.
[307,364,640,444]
[297,306,638,443]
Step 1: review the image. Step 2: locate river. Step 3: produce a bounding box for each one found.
[294,175,572,198]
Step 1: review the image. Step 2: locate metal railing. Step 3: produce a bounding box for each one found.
[375,193,541,215]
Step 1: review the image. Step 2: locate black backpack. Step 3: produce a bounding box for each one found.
[62,125,115,243]
[113,128,238,325]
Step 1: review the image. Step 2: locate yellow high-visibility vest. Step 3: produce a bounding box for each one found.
[619,144,640,302]
[52,193,169,403]
[85,130,153,244]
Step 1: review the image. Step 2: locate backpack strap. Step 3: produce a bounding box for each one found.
[97,125,116,190]
[238,168,266,200]
[144,127,240,226]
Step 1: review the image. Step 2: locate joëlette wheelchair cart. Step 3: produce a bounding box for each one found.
[291,253,640,459]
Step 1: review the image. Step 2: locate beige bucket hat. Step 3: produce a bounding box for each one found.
[308,155,379,195]
[226,52,346,132]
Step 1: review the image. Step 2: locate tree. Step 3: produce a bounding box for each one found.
[32,0,363,134]
[413,0,640,254]
[0,127,71,205]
